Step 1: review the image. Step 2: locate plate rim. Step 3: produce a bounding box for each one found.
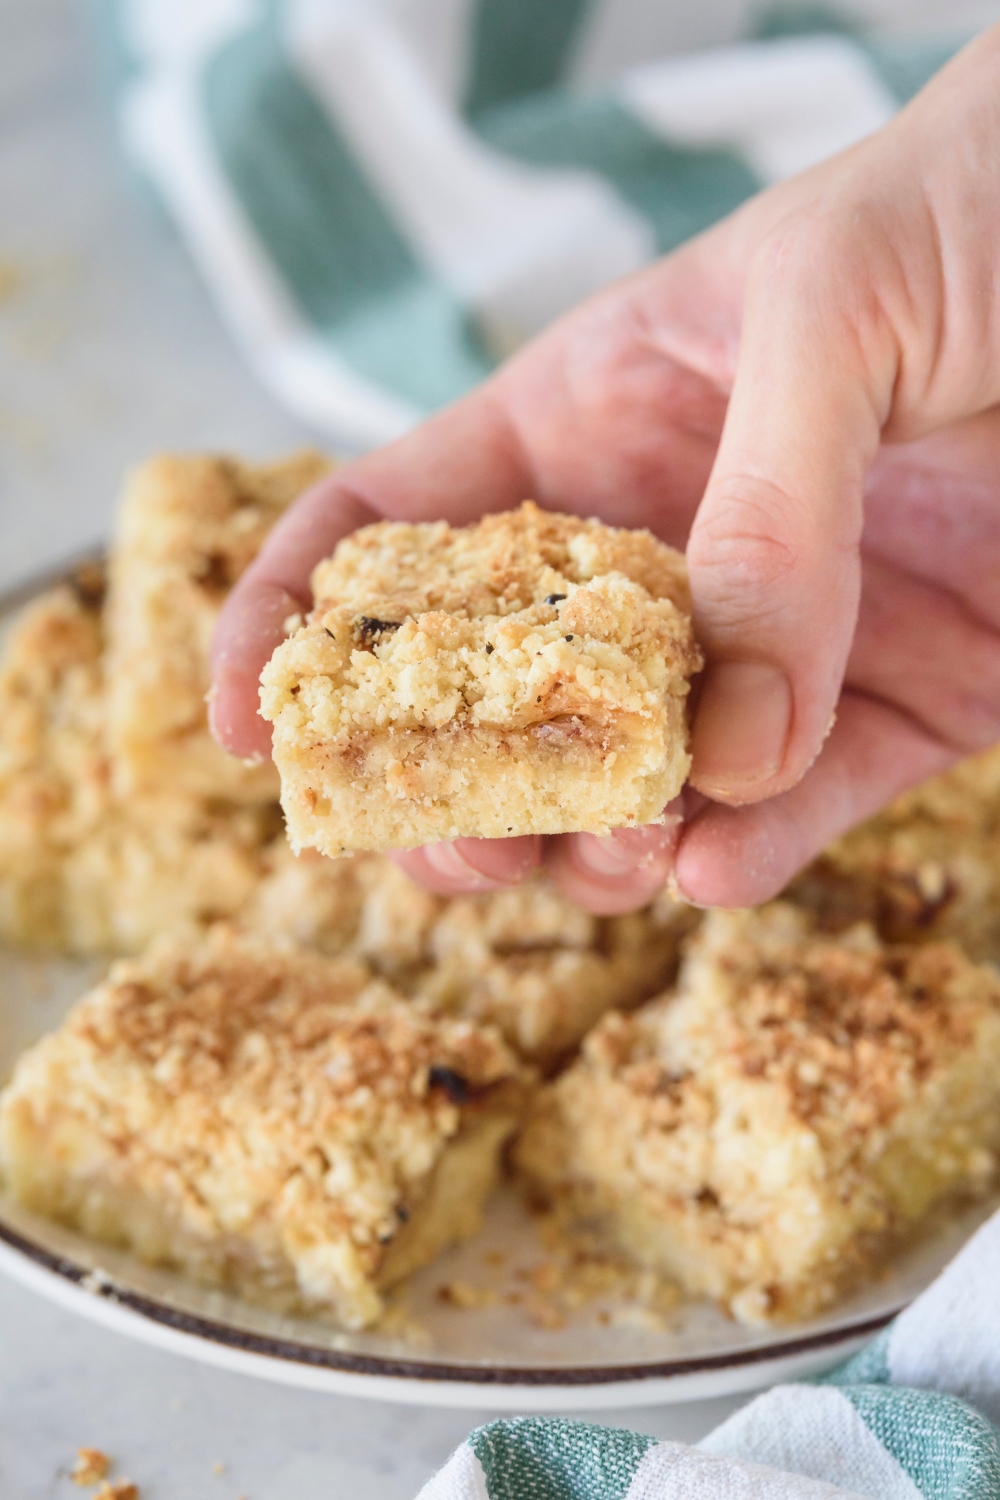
[0,1196,899,1390]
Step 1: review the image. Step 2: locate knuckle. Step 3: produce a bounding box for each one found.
[688,477,808,628]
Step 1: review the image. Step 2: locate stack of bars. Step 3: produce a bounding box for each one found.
[1,450,1000,1330]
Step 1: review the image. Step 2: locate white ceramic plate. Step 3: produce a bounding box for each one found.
[0,565,992,1409]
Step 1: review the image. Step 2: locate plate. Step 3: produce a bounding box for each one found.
[0,567,992,1409]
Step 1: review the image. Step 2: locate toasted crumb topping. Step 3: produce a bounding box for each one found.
[113,451,331,594]
[263,502,700,741]
[58,927,519,1129]
[310,500,692,621]
[623,905,994,1151]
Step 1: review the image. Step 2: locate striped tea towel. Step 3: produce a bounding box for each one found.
[417,1208,1000,1500]
[103,0,960,451]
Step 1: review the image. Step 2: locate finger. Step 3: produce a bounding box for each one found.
[686,211,893,806]
[863,414,1000,625]
[847,553,1000,753]
[545,813,681,916]
[210,391,532,758]
[390,836,543,896]
[674,691,956,908]
[209,484,378,758]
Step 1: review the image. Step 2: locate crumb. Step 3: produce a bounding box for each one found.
[71,1448,110,1485]
[436,1280,500,1310]
[525,1302,565,1330]
[94,1483,138,1500]
[212,1461,226,1475]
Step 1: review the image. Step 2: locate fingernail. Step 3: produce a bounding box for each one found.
[690,661,792,800]
[422,841,510,890]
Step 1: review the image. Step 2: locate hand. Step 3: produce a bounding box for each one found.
[210,26,1000,914]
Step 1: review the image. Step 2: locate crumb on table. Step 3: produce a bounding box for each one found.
[71,1447,110,1486]
[94,1482,139,1500]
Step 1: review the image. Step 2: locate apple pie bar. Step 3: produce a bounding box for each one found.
[105,451,330,802]
[260,502,701,854]
[516,903,1000,1324]
[787,744,1000,961]
[0,927,530,1329]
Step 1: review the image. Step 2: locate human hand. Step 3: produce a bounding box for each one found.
[210,26,1000,914]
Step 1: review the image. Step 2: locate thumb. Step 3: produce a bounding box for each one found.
[686,219,892,805]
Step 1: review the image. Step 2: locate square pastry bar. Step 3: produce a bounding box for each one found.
[261,502,702,854]
[0,570,285,954]
[0,928,530,1329]
[106,451,329,802]
[515,903,1000,1324]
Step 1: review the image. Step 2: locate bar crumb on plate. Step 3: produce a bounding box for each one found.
[515,902,1000,1324]
[260,502,701,854]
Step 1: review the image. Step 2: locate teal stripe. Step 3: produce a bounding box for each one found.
[476,92,759,255]
[821,1327,892,1387]
[469,1418,656,1500]
[843,1386,1000,1500]
[752,4,857,40]
[202,7,492,410]
[751,5,960,105]
[862,37,963,104]
[331,279,491,412]
[464,0,594,117]
[84,0,140,87]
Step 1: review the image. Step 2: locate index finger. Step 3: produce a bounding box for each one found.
[209,388,532,758]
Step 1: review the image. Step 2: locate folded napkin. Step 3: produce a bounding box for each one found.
[418,1208,1000,1500]
[106,0,955,451]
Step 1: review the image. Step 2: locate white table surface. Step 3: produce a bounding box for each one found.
[0,1,750,1491]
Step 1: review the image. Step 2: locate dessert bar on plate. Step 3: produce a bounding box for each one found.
[516,902,1000,1324]
[789,743,1000,960]
[0,927,531,1330]
[0,573,282,954]
[261,501,702,854]
[105,451,329,802]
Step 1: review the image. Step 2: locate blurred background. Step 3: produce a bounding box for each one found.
[1,0,996,595]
